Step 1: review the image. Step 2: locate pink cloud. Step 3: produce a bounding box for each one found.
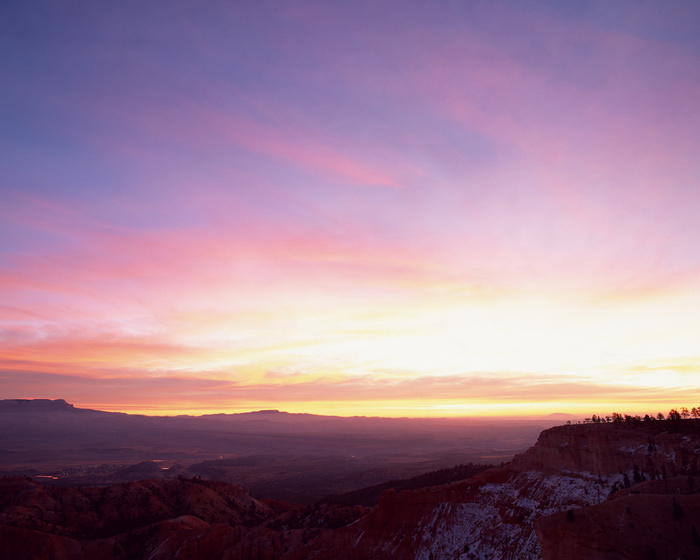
[3,2,699,418]
[214,111,404,189]
[1,190,468,313]
[2,366,696,417]
[72,88,406,192]
[322,7,700,235]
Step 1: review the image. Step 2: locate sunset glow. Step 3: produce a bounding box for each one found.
[2,1,699,417]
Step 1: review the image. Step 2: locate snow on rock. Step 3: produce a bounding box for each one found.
[408,469,618,560]
[308,421,700,560]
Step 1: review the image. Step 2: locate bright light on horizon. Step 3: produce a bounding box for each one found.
[72,394,699,421]
[1,1,699,417]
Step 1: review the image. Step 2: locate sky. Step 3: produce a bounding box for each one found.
[1,0,700,418]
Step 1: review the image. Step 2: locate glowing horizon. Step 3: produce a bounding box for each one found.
[2,1,700,418]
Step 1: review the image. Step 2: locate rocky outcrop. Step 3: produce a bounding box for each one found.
[303,464,611,559]
[0,475,270,535]
[0,476,364,560]
[2,421,698,559]
[304,421,700,560]
[512,421,700,479]
[0,398,76,411]
[535,476,700,560]
[0,476,278,560]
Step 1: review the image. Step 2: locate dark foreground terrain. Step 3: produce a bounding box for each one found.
[1,404,699,559]
[0,399,553,503]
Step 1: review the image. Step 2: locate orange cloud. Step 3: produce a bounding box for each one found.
[2,366,696,418]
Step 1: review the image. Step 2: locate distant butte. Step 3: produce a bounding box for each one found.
[0,398,75,410]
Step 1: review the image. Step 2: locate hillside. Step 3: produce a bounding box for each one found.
[1,412,699,559]
[0,399,543,502]
[302,419,700,559]
[536,476,700,560]
[0,475,368,560]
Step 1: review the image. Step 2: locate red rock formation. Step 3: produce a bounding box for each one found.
[0,476,365,560]
[0,476,275,559]
[303,421,700,560]
[512,421,700,479]
[536,476,700,560]
[1,421,698,559]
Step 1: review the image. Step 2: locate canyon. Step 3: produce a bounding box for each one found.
[1,401,699,559]
[0,399,543,503]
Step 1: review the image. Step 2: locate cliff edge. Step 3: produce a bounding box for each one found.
[305,420,700,560]
[1,419,699,559]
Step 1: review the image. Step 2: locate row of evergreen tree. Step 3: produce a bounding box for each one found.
[583,407,700,424]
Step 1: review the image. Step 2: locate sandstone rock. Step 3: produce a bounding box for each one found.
[512,421,700,479]
[1,420,698,559]
[536,476,700,560]
[303,422,700,560]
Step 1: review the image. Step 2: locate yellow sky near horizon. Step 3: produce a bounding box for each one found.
[2,1,700,418]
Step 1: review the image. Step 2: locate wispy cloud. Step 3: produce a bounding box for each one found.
[1,1,699,416]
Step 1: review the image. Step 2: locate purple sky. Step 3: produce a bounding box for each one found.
[2,1,700,416]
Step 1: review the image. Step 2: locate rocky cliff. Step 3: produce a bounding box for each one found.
[0,476,364,560]
[303,420,700,560]
[0,476,272,560]
[1,420,698,559]
[511,421,700,479]
[535,475,700,560]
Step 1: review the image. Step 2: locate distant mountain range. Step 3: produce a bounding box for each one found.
[0,398,554,502]
[1,407,699,559]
